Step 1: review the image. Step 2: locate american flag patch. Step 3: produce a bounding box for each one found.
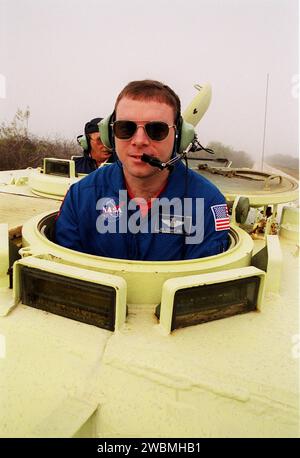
[211,204,230,231]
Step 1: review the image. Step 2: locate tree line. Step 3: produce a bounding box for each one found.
[0,108,80,171]
[1,109,298,175]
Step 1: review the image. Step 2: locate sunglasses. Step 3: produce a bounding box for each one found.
[111,120,176,142]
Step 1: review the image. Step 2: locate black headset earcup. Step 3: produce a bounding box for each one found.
[179,120,196,152]
[99,114,114,150]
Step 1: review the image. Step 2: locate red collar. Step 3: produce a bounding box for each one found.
[126,181,167,217]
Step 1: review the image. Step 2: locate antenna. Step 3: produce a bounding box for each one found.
[261,73,269,172]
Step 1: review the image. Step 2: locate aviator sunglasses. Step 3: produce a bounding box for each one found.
[111,120,176,142]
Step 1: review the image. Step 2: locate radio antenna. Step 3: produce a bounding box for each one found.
[261,73,269,172]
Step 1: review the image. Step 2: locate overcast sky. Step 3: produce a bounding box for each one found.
[0,0,298,160]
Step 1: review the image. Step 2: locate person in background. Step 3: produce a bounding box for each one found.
[75,117,113,173]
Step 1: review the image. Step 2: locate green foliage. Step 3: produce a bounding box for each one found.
[0,107,30,138]
[0,108,81,171]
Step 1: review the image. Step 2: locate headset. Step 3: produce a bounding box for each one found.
[76,134,89,151]
[98,112,196,155]
[77,117,104,153]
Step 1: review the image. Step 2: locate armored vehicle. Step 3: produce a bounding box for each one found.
[0,84,299,438]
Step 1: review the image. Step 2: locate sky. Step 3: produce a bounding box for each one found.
[0,0,298,161]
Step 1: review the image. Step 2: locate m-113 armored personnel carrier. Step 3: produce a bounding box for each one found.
[0,84,299,438]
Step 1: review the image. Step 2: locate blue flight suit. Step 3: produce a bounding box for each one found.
[74,156,97,174]
[55,161,229,261]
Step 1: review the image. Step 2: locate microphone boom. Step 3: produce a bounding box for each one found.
[141,154,165,170]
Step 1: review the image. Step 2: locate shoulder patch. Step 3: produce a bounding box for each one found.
[211,204,230,231]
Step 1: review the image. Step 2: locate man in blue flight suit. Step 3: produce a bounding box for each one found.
[56,80,229,261]
[74,117,113,174]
